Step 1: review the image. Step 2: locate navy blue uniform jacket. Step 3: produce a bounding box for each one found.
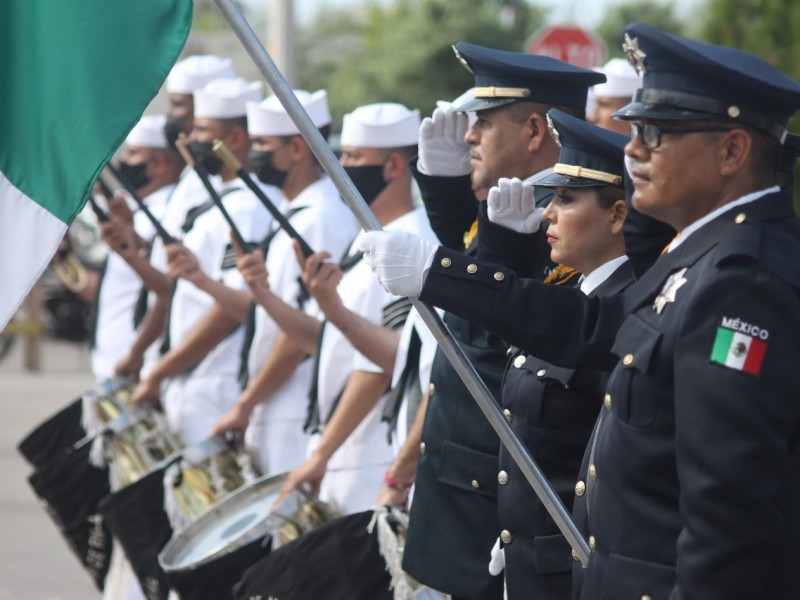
[420,189,800,599]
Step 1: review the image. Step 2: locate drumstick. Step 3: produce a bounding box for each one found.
[174,133,250,252]
[87,194,109,222]
[213,140,315,258]
[106,162,176,245]
[92,175,131,250]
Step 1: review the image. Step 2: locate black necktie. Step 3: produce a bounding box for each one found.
[381,326,422,443]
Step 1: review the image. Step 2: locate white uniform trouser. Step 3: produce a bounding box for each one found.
[162,373,240,446]
[319,462,389,516]
[311,408,395,515]
[244,411,309,476]
[103,534,146,600]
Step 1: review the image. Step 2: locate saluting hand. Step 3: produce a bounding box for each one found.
[487,177,544,234]
[417,107,471,177]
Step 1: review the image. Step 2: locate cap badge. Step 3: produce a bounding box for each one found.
[452,45,474,74]
[546,114,562,148]
[622,33,647,75]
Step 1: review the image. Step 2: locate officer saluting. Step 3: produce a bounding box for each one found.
[360,22,800,599]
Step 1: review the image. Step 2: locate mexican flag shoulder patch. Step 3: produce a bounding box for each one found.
[710,317,768,376]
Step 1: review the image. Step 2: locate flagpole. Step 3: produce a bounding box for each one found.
[212,0,591,566]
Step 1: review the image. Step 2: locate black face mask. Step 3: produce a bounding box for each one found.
[344,164,387,206]
[187,140,224,175]
[248,149,288,189]
[164,115,186,149]
[118,160,150,190]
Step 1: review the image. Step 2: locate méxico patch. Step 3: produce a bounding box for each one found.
[709,316,768,376]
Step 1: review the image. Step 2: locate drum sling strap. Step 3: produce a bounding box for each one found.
[238,205,309,388]
[381,326,421,444]
[303,240,363,433]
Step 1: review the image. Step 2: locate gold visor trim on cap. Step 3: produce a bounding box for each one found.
[472,86,531,99]
[553,163,622,186]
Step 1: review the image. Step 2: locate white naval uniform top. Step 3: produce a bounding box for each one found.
[243,177,358,475]
[167,179,274,378]
[91,184,174,380]
[313,204,438,514]
[149,169,214,274]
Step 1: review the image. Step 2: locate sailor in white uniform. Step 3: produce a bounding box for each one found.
[268,103,439,514]
[209,90,359,475]
[130,78,273,445]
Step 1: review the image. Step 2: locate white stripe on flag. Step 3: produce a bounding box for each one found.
[0,170,67,329]
[724,331,753,371]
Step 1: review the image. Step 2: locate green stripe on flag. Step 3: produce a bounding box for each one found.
[0,0,192,224]
[711,327,734,364]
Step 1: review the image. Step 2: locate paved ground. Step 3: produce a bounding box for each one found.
[0,338,99,599]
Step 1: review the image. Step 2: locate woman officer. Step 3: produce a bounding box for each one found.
[491,109,632,600]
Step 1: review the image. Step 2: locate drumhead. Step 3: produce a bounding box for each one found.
[159,471,287,572]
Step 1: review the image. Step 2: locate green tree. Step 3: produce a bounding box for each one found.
[595,0,686,59]
[296,0,545,124]
[701,0,800,209]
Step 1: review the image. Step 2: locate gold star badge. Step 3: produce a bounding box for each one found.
[653,268,687,314]
[623,33,647,75]
[546,114,562,148]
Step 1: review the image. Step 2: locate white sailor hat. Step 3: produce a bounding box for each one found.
[247,90,331,136]
[340,103,420,148]
[126,115,169,149]
[592,58,642,99]
[166,55,235,94]
[194,78,264,120]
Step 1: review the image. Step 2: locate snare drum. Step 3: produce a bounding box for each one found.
[160,472,327,571]
[163,437,259,527]
[104,408,180,488]
[159,472,333,599]
[82,377,136,431]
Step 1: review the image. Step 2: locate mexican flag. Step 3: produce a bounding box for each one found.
[0,0,192,329]
[710,326,768,376]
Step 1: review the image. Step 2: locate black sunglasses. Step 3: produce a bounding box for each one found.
[630,122,734,150]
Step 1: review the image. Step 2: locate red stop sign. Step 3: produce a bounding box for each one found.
[526,25,607,69]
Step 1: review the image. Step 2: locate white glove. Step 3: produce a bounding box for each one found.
[417,107,471,177]
[358,230,438,298]
[488,537,506,576]
[487,177,545,234]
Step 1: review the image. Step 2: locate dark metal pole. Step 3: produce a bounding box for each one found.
[212,0,590,566]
